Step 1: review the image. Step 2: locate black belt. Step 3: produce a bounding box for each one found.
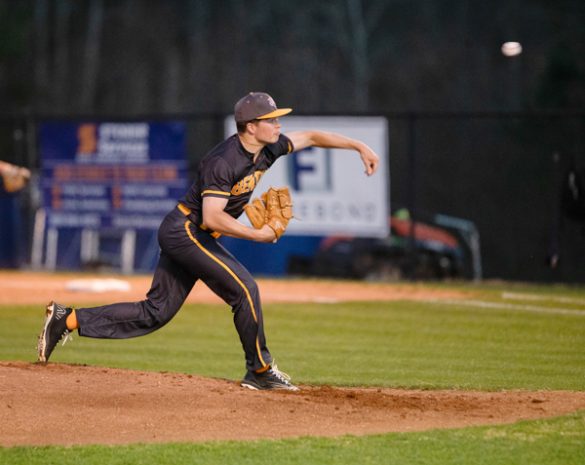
[177,204,221,238]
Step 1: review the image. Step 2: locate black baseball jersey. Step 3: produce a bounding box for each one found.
[180,134,294,227]
[73,132,295,375]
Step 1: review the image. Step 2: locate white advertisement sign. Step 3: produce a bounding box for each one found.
[225,116,390,237]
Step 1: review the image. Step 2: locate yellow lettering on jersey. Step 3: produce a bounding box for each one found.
[230,170,265,196]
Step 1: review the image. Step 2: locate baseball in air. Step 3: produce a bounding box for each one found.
[501,41,522,57]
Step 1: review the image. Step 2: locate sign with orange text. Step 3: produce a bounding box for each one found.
[40,121,187,229]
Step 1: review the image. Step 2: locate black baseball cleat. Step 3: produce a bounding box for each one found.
[240,364,300,391]
[37,301,73,363]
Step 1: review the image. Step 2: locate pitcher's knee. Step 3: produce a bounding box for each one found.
[230,282,260,313]
[245,279,259,297]
[143,299,179,327]
[241,280,260,303]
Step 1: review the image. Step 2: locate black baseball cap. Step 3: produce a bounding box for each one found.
[234,92,292,123]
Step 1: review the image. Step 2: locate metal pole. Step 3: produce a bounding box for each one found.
[406,113,417,280]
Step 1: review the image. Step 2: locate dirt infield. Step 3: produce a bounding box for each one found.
[2,361,585,447]
[0,270,468,305]
[1,271,584,447]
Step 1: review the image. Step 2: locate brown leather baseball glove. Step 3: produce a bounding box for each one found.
[243,197,267,229]
[244,186,293,240]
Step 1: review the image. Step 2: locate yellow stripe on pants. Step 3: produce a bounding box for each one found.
[183,221,267,368]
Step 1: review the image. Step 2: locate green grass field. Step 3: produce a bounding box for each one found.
[1,280,585,464]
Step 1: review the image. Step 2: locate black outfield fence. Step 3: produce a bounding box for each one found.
[1,111,584,283]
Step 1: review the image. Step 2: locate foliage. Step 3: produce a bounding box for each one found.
[0,0,583,114]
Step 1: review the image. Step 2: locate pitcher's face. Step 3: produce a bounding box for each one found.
[251,118,281,144]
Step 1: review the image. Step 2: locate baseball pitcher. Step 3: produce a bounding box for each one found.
[37,92,379,391]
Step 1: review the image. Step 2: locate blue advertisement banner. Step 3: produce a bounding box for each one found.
[40,121,187,229]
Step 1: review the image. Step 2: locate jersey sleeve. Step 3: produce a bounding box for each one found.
[264,134,294,163]
[199,156,233,199]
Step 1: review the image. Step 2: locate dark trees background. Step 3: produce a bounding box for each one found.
[1,0,583,115]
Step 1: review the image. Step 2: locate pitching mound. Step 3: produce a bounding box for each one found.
[2,361,585,447]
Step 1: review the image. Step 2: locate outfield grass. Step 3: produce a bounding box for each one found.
[1,286,584,390]
[2,412,584,465]
[1,280,585,463]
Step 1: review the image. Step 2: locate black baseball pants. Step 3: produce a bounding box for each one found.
[76,206,272,372]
